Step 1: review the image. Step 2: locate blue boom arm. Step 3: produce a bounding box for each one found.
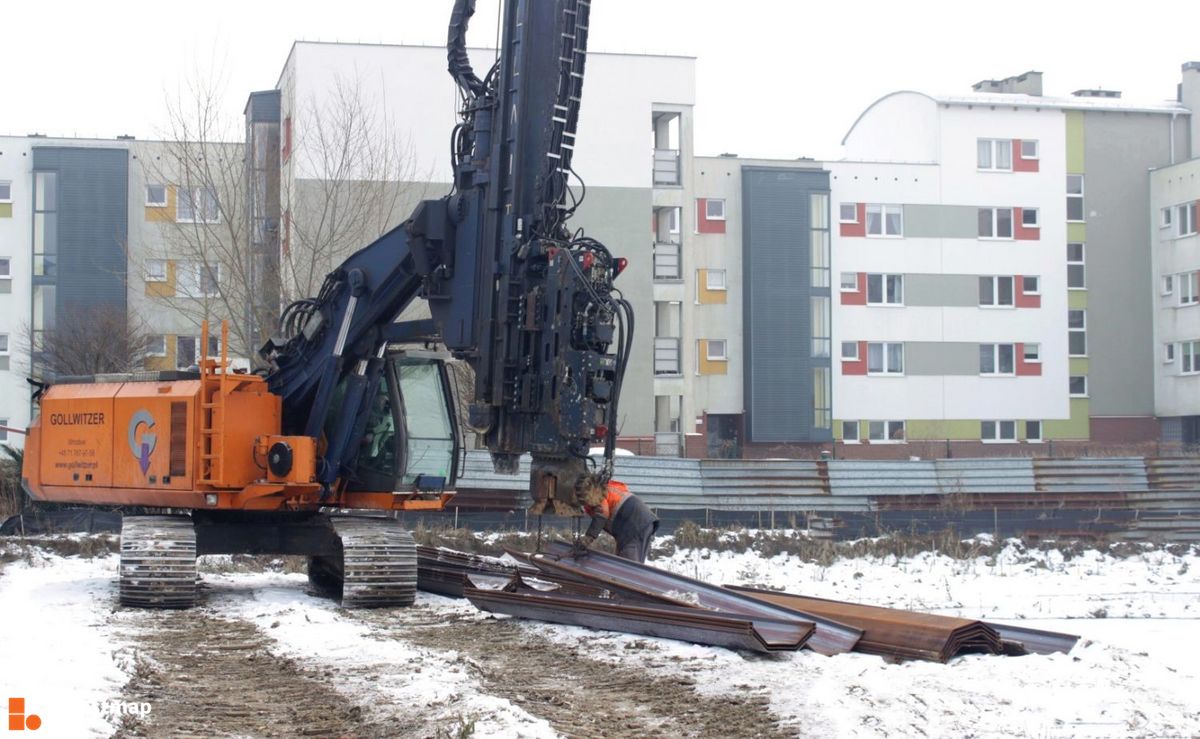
[260,0,630,513]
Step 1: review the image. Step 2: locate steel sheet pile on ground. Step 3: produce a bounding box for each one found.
[416,543,1078,661]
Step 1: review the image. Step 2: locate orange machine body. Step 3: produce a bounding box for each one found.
[23,331,451,513]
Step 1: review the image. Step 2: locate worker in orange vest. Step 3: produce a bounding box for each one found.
[577,478,659,563]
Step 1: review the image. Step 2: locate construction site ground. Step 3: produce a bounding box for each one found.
[1,532,1198,738]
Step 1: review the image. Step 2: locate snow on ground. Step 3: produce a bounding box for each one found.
[523,539,1200,738]
[0,548,131,738]
[201,569,557,738]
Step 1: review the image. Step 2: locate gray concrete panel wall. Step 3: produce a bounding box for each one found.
[904,204,979,239]
[742,167,831,443]
[905,341,980,376]
[1082,113,1174,416]
[904,274,979,307]
[31,147,129,318]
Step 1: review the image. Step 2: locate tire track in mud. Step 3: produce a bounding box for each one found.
[355,603,795,739]
[111,610,396,739]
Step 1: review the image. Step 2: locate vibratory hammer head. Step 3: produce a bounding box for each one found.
[527,456,600,516]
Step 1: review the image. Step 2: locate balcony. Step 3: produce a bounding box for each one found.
[654,336,681,375]
[653,148,681,186]
[653,241,681,281]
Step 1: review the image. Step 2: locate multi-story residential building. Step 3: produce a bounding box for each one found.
[1149,63,1200,445]
[827,71,1190,455]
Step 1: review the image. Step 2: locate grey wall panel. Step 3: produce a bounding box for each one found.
[1082,113,1174,416]
[742,167,831,442]
[31,147,129,318]
[904,204,978,239]
[905,341,979,376]
[904,274,979,307]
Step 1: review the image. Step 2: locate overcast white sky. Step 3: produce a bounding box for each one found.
[3,0,1197,159]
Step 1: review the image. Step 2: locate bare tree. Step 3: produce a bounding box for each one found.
[19,305,155,380]
[140,72,429,365]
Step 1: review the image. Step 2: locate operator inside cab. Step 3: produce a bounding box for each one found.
[577,477,659,563]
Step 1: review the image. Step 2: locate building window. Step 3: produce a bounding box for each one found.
[1179,272,1199,306]
[0,181,10,203]
[706,339,728,361]
[1178,203,1197,237]
[1161,207,1173,229]
[813,367,831,430]
[1020,208,1039,228]
[867,420,905,442]
[810,193,830,288]
[1067,243,1086,289]
[176,336,197,369]
[1022,275,1040,294]
[866,274,903,305]
[0,333,8,355]
[1067,175,1085,222]
[811,296,831,357]
[1020,140,1039,160]
[176,186,219,223]
[667,207,680,235]
[705,269,727,291]
[705,199,726,221]
[1164,343,1175,364]
[1023,343,1040,362]
[0,419,8,443]
[839,272,858,291]
[146,335,167,357]
[1182,341,1200,374]
[0,257,10,280]
[867,342,904,375]
[1068,309,1087,356]
[841,341,860,361]
[1069,375,1088,397]
[978,207,1014,239]
[1025,420,1043,442]
[839,203,858,223]
[981,420,1016,442]
[177,261,221,297]
[980,275,1015,307]
[842,421,859,443]
[977,139,1013,171]
[145,259,167,283]
[865,204,903,237]
[980,343,1016,375]
[1162,275,1174,296]
[145,183,167,207]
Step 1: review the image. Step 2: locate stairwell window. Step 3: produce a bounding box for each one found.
[980,343,1015,376]
[865,204,903,237]
[841,341,860,361]
[1020,140,1039,160]
[840,272,858,291]
[866,274,903,305]
[1023,343,1040,362]
[145,183,167,207]
[1070,375,1088,397]
[978,207,1014,239]
[1021,208,1039,228]
[839,203,858,223]
[1022,276,1040,295]
[1069,309,1087,356]
[867,420,905,443]
[1067,243,1086,289]
[980,276,1015,307]
[977,139,1013,171]
[981,420,1016,442]
[706,339,728,361]
[1067,176,1085,222]
[705,199,725,221]
[705,269,727,291]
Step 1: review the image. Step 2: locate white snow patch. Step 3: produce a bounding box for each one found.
[202,571,557,739]
[0,551,132,738]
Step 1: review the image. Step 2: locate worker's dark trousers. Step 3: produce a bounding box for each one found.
[611,497,660,563]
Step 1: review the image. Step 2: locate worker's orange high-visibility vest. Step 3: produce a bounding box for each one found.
[584,480,631,521]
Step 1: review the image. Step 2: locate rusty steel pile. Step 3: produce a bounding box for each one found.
[416,543,1079,661]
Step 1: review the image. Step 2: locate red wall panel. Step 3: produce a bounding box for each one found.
[840,202,866,237]
[1015,342,1042,376]
[697,198,726,234]
[841,340,868,375]
[1013,139,1039,172]
[1014,208,1040,240]
[841,272,867,305]
[1014,274,1041,308]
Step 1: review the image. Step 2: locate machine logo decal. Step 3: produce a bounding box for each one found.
[127,410,157,475]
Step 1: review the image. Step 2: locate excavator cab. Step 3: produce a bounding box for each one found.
[330,353,461,494]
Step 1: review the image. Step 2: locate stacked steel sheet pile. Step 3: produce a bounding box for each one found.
[416,542,1078,661]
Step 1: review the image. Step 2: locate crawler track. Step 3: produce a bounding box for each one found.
[119,516,198,609]
[311,517,418,608]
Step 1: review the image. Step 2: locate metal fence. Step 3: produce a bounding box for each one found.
[451,451,1200,542]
